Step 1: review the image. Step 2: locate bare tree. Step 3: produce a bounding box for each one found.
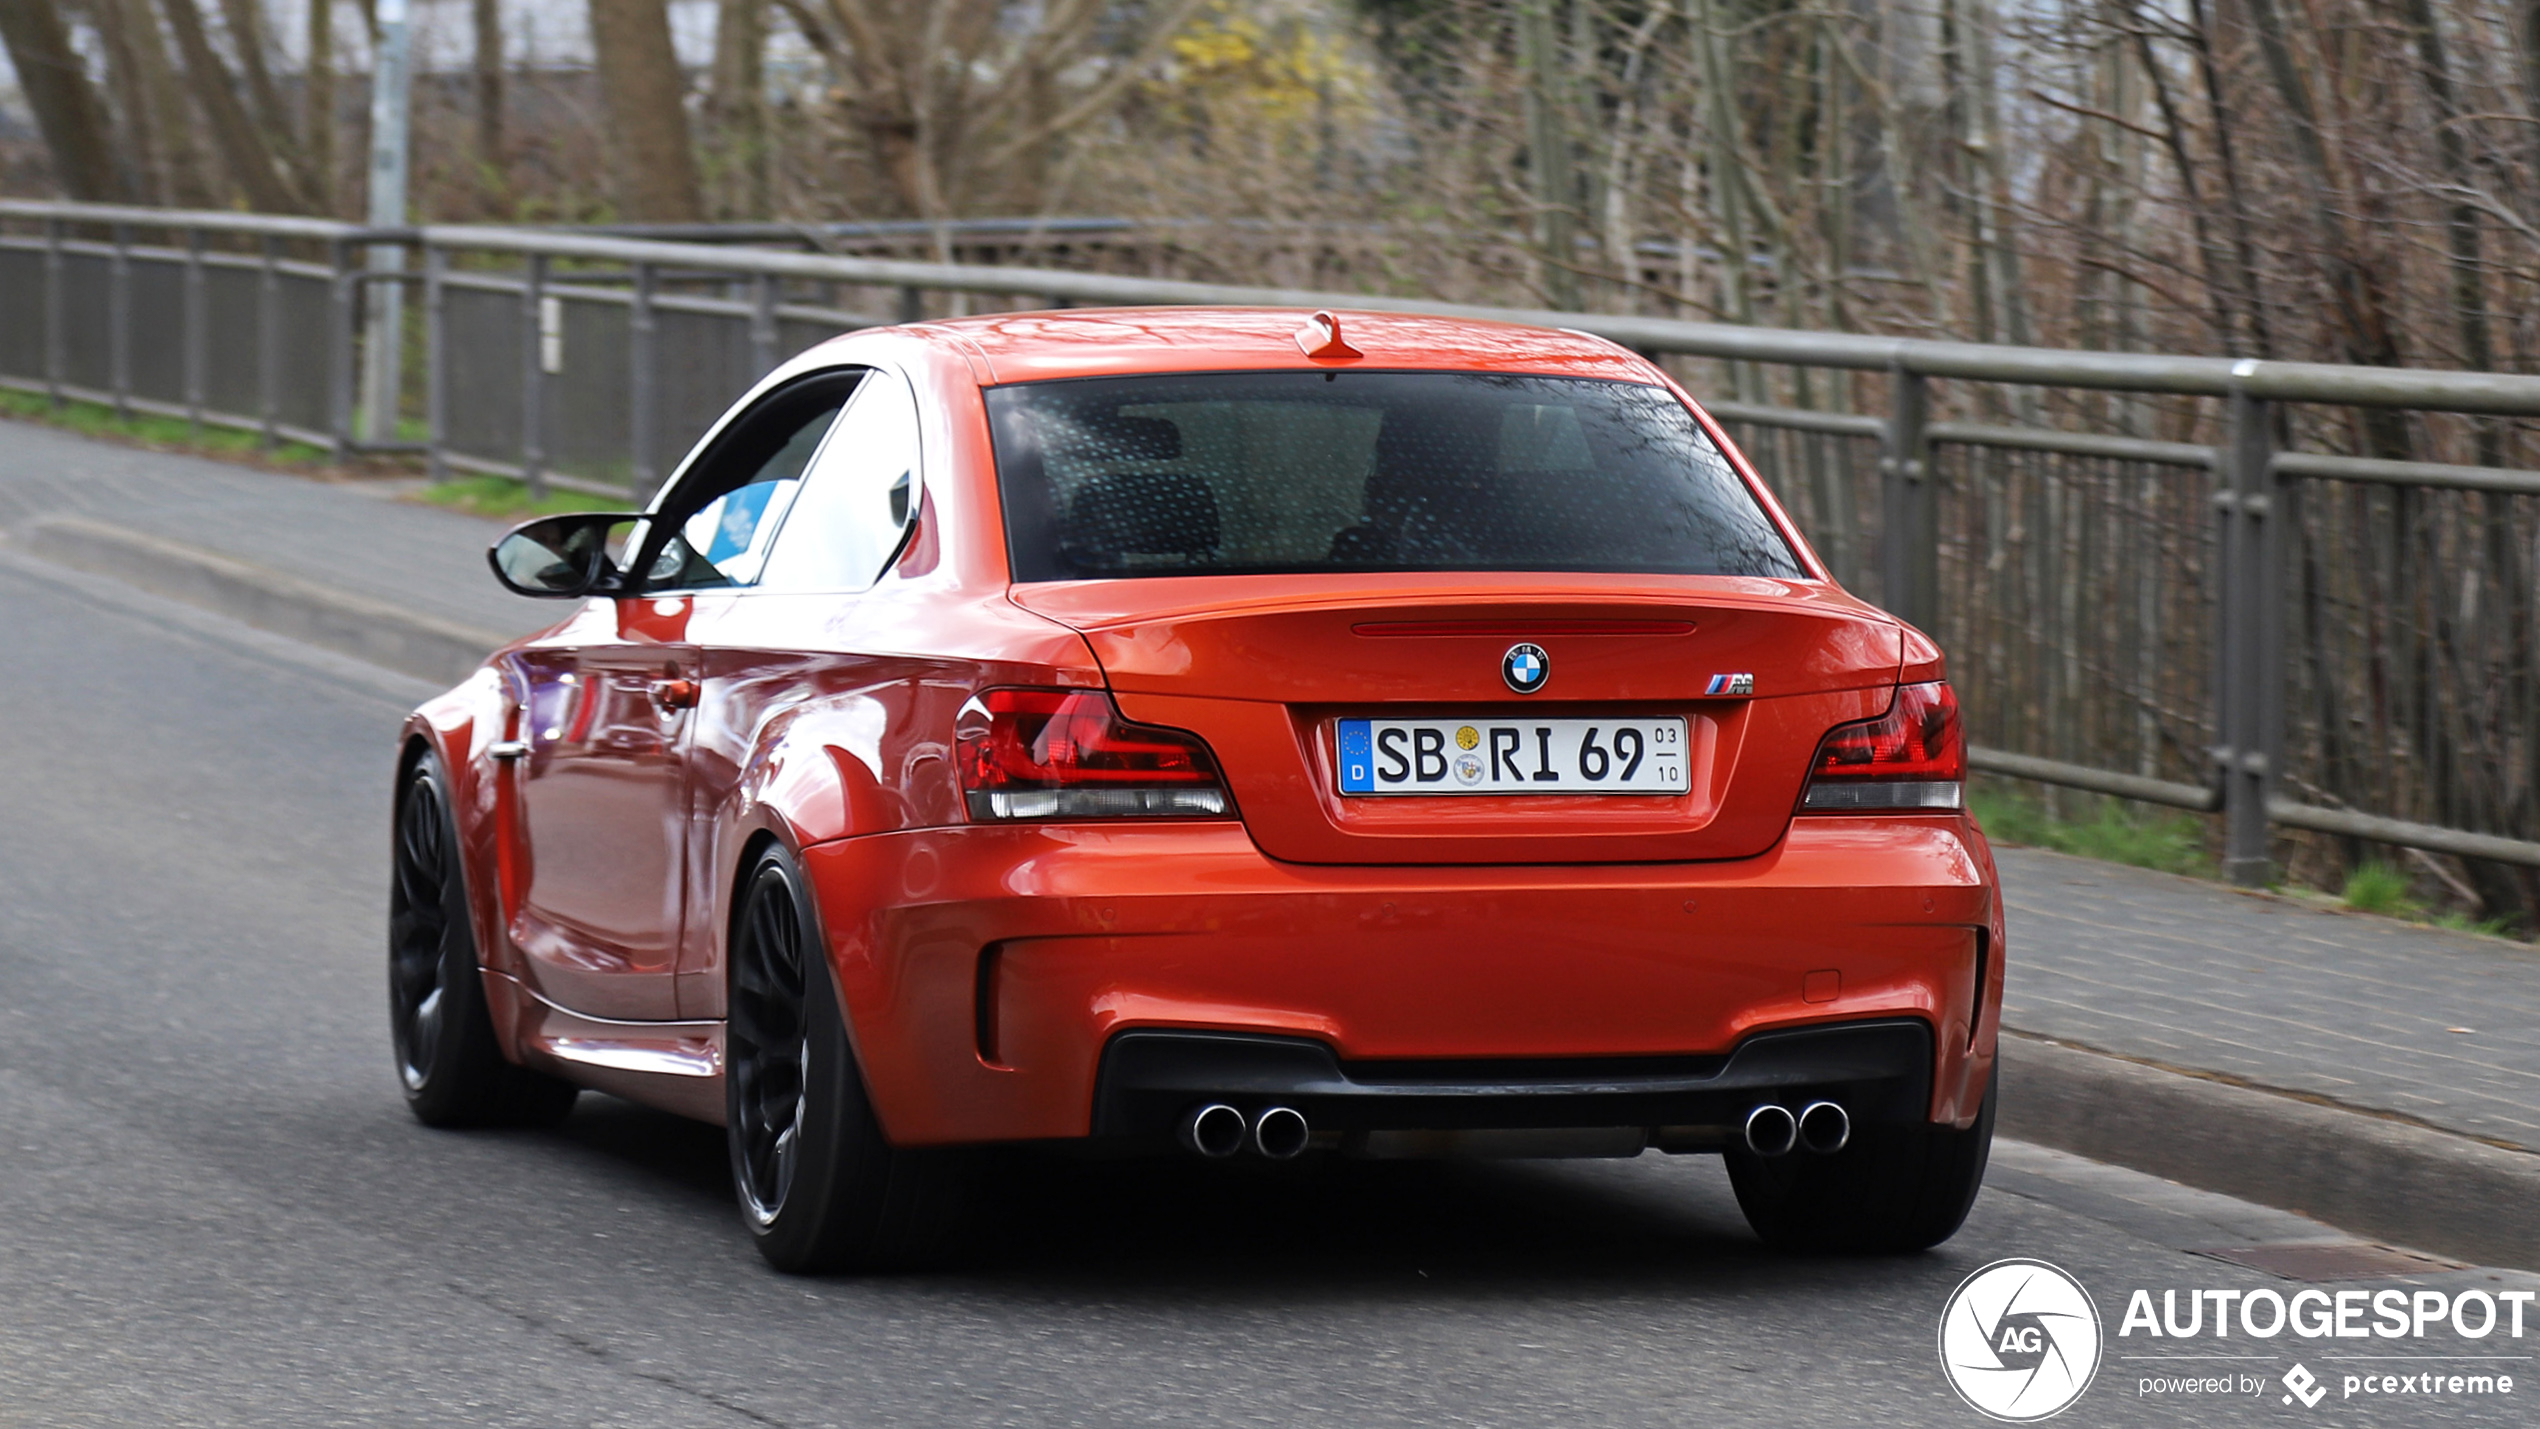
[93,0,215,206]
[159,0,308,211]
[587,0,704,221]
[0,0,128,199]
[773,0,1213,219]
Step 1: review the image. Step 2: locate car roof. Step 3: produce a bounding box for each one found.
[891,307,1662,386]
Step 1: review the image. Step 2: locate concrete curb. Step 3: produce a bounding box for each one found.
[2000,1032,2540,1270]
[14,516,510,688]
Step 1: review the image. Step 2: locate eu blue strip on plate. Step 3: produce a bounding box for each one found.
[1336,719,1374,793]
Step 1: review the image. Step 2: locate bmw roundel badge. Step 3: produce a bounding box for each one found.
[1502,642,1550,694]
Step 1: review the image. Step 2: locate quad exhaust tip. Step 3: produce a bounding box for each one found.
[1251,1105,1309,1160]
[1179,1103,1247,1159]
[1178,1103,1311,1159]
[1743,1103,1798,1158]
[1798,1100,1850,1155]
[1744,1101,1850,1157]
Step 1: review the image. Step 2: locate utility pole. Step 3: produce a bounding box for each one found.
[362,0,413,444]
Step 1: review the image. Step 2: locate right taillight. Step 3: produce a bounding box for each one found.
[956,688,1232,821]
[1799,681,1965,812]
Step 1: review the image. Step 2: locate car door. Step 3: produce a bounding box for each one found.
[674,365,927,1016]
[505,376,858,1020]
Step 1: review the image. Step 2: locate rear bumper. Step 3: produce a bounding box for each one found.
[1092,1018,1933,1151]
[795,815,2002,1147]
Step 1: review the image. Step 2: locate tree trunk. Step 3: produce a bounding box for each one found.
[95,0,213,206]
[2237,0,2408,411]
[474,0,505,190]
[587,0,704,222]
[0,0,128,199]
[708,0,767,217]
[1519,0,1580,309]
[213,0,303,176]
[304,0,334,211]
[159,0,307,211]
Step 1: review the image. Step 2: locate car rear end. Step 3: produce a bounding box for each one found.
[818,320,2000,1232]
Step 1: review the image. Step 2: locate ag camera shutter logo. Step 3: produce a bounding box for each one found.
[1938,1259,2104,1421]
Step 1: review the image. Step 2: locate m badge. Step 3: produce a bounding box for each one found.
[1705,673,1755,696]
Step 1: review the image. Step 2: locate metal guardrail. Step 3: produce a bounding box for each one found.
[4,198,2537,881]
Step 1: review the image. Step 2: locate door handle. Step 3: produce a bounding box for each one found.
[488,740,531,761]
[650,677,700,710]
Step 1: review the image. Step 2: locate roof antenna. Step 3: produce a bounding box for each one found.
[1295,310,1364,361]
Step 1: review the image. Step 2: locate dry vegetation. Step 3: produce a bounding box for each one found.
[8,0,2540,374]
[6,0,2539,922]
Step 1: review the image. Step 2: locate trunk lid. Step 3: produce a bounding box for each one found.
[1009,574,1902,864]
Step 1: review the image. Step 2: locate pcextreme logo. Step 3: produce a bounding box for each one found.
[1938,1259,2105,1421]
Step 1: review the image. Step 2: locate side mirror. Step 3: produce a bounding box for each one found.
[488,512,642,599]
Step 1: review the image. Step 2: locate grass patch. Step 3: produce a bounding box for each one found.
[2340,864,2520,937]
[0,387,331,464]
[411,474,632,520]
[1969,783,2214,877]
[2341,862,2417,917]
[2434,909,2519,938]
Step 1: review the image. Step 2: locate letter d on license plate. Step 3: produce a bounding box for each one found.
[1336,717,1690,796]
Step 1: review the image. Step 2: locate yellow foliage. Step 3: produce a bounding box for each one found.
[1158,2,1373,130]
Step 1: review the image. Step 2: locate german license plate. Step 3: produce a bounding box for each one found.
[1336,717,1691,795]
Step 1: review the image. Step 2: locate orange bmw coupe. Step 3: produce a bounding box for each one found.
[391,308,2003,1271]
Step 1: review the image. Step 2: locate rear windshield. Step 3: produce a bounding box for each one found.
[985,370,1803,582]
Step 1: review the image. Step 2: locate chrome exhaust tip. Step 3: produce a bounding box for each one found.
[1251,1105,1309,1160]
[1179,1103,1247,1159]
[1798,1100,1851,1155]
[1743,1103,1798,1158]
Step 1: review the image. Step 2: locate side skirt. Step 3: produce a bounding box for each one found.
[487,969,727,1124]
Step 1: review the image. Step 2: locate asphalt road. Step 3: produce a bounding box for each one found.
[3,543,2534,1428]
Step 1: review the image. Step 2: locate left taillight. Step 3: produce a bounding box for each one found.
[1799,681,1965,812]
[956,688,1232,821]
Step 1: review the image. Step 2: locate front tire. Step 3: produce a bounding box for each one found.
[389,754,578,1127]
[726,846,960,1273]
[1726,1061,1996,1254]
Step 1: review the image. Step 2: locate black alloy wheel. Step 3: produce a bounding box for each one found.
[728,856,810,1226]
[725,846,964,1273]
[388,755,578,1127]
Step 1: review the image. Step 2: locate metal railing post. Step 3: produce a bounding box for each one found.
[1879,364,1937,629]
[258,234,281,447]
[630,261,659,496]
[897,284,924,325]
[108,220,131,421]
[183,226,207,435]
[42,215,65,408]
[749,271,778,380]
[326,240,355,459]
[522,253,549,501]
[2215,382,2284,885]
[425,243,448,482]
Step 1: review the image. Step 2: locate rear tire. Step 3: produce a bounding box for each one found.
[389,754,579,1128]
[726,847,961,1274]
[1726,1061,1996,1254]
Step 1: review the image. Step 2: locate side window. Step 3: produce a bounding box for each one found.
[643,374,862,591]
[758,369,925,592]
